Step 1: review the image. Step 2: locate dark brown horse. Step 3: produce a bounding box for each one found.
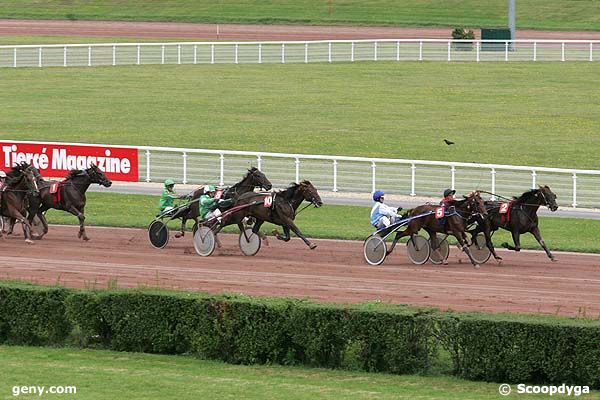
[174,167,272,238]
[389,191,488,267]
[231,180,323,249]
[0,163,39,243]
[471,185,558,261]
[28,163,112,241]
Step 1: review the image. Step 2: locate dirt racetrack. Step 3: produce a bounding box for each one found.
[2,225,600,317]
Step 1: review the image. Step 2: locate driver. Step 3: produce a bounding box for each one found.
[158,179,188,215]
[370,190,402,230]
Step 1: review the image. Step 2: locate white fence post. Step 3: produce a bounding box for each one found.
[590,42,593,62]
[476,41,480,62]
[374,41,378,61]
[234,44,238,64]
[451,165,456,189]
[332,160,338,192]
[490,168,496,200]
[447,41,451,61]
[572,173,578,208]
[211,44,214,64]
[419,41,423,61]
[258,43,262,64]
[182,152,188,184]
[410,163,416,196]
[533,42,537,61]
[295,158,300,183]
[531,170,537,188]
[561,42,565,61]
[193,45,197,64]
[88,46,92,67]
[281,43,285,64]
[137,45,141,65]
[38,47,42,68]
[328,42,332,63]
[396,41,400,61]
[161,45,165,64]
[371,162,377,193]
[63,46,67,67]
[112,45,116,66]
[13,47,16,67]
[256,155,262,171]
[351,42,355,62]
[178,44,181,65]
[505,41,509,61]
[145,150,151,182]
[305,42,308,63]
[219,154,225,186]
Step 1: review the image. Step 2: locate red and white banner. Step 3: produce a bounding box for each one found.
[0,141,139,182]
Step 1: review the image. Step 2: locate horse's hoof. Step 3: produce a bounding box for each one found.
[442,260,449,265]
[495,256,503,261]
[25,239,34,244]
[551,258,557,262]
[474,264,480,269]
[309,243,317,250]
[500,242,509,249]
[174,232,184,238]
[83,236,90,241]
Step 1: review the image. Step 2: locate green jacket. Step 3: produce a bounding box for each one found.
[159,188,178,211]
[199,195,217,219]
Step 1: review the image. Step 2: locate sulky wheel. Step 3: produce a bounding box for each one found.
[469,233,492,264]
[239,228,261,256]
[193,225,216,257]
[407,235,430,265]
[363,235,387,265]
[148,220,169,249]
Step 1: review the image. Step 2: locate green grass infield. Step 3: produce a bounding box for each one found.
[2,62,600,169]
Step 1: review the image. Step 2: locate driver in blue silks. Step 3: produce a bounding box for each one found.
[370,190,402,230]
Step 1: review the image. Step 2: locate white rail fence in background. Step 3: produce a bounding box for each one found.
[138,146,600,209]
[1,39,599,68]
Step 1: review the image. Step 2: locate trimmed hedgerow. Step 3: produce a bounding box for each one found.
[1,282,599,387]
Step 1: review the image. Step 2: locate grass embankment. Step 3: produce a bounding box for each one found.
[0,345,570,400]
[1,0,600,31]
[43,191,600,254]
[2,63,600,169]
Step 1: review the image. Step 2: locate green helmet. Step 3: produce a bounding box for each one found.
[205,185,216,193]
[164,179,175,187]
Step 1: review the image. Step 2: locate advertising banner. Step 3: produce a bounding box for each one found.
[0,141,139,182]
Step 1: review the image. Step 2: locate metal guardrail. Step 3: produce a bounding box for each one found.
[5,140,599,208]
[1,39,598,68]
[136,146,600,208]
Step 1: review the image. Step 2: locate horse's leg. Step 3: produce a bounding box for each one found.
[482,223,502,261]
[252,220,269,246]
[530,225,556,262]
[451,228,479,268]
[502,229,521,252]
[38,211,49,236]
[68,206,89,241]
[7,217,16,235]
[12,212,34,244]
[175,216,186,238]
[279,219,316,249]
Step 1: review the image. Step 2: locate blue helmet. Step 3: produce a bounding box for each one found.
[373,190,385,202]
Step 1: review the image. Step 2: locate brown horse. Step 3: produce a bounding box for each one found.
[174,167,272,238]
[389,191,488,267]
[231,180,323,249]
[0,163,39,243]
[28,163,112,241]
[471,185,559,261]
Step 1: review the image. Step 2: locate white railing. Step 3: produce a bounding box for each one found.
[6,140,600,208]
[1,39,599,68]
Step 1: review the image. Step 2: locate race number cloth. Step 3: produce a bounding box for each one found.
[263,195,273,208]
[435,207,445,219]
[49,181,63,204]
[500,202,513,224]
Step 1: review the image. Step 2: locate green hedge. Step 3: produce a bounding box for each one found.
[1,282,599,387]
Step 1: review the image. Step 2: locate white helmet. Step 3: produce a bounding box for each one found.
[0,170,6,178]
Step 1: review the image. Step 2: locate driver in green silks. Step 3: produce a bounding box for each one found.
[158,179,188,215]
[199,185,233,221]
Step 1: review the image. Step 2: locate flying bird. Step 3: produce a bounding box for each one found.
[443,139,455,145]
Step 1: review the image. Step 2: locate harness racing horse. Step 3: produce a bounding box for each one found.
[0,163,39,243]
[471,185,559,261]
[174,167,272,238]
[28,163,112,241]
[231,180,323,250]
[388,191,488,267]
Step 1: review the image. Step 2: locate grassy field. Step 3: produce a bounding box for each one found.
[2,0,600,31]
[2,345,591,400]
[2,62,599,169]
[40,191,600,254]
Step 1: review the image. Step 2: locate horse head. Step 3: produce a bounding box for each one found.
[87,163,112,187]
[538,185,558,212]
[298,180,323,208]
[21,163,40,195]
[248,167,272,190]
[464,190,487,217]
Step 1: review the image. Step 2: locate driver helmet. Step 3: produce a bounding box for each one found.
[0,170,5,178]
[164,179,175,188]
[204,185,216,193]
[372,190,385,202]
[443,189,456,198]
